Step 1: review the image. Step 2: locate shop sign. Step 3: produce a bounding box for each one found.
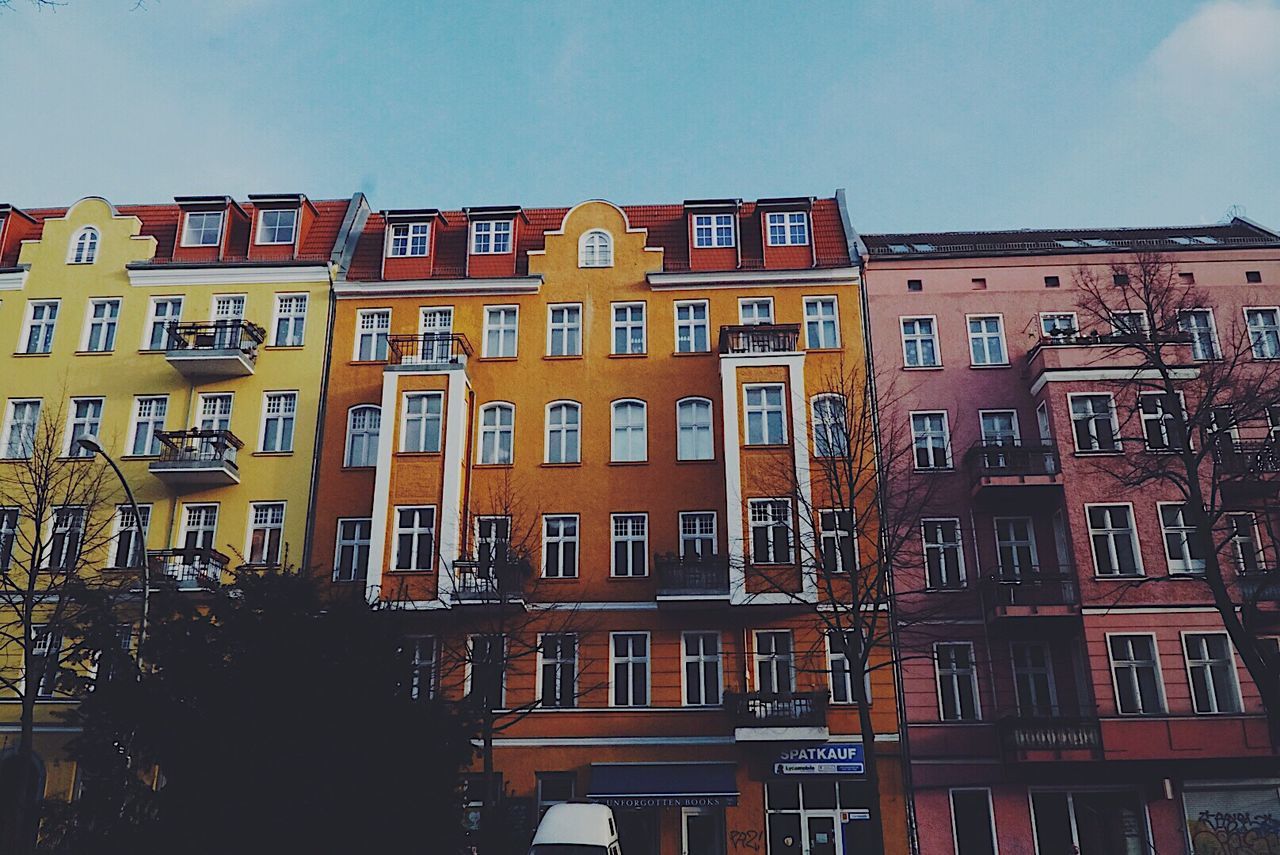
[596,796,738,808]
[773,743,864,776]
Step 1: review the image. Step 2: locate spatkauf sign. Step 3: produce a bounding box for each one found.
[773,744,865,776]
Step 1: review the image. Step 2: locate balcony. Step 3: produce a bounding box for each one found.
[725,691,829,742]
[386,333,472,371]
[148,547,229,591]
[964,441,1062,498]
[1026,330,1196,391]
[1214,439,1280,497]
[148,429,242,489]
[448,558,527,608]
[1239,570,1280,606]
[655,554,730,604]
[164,320,265,379]
[980,567,1080,623]
[998,710,1103,762]
[718,324,801,355]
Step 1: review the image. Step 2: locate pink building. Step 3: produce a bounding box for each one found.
[859,219,1280,855]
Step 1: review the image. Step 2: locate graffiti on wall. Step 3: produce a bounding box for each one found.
[728,829,763,851]
[1188,810,1280,854]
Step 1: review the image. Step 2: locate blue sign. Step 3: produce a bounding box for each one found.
[773,743,865,776]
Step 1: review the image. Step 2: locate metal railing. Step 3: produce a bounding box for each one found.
[164,320,265,353]
[718,324,801,354]
[386,332,473,367]
[154,429,242,467]
[981,567,1079,609]
[1239,569,1280,603]
[1213,439,1280,475]
[148,547,229,590]
[451,558,526,602]
[998,710,1102,754]
[965,441,1060,480]
[654,554,730,596]
[725,691,828,729]
[1034,329,1192,349]
[866,235,1277,255]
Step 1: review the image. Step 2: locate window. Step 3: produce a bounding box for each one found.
[1113,272,1130,286]
[483,306,518,357]
[766,211,808,246]
[145,297,183,351]
[394,506,436,572]
[994,517,1038,579]
[409,637,437,700]
[1043,275,1060,288]
[967,315,1006,366]
[755,630,794,693]
[611,303,646,355]
[257,209,297,244]
[542,515,579,578]
[611,400,647,462]
[935,642,980,720]
[110,504,150,569]
[260,392,297,453]
[1111,310,1148,336]
[22,301,59,354]
[344,405,380,467]
[749,499,792,565]
[979,410,1018,447]
[610,633,649,707]
[674,300,710,353]
[676,398,713,461]
[48,506,85,571]
[745,384,786,445]
[247,502,285,566]
[1011,641,1058,716]
[478,403,514,464]
[198,393,233,433]
[31,625,63,698]
[804,297,839,348]
[1246,308,1280,358]
[388,222,430,257]
[950,789,998,855]
[923,518,965,589]
[901,316,939,367]
[536,773,576,819]
[182,211,223,247]
[469,634,505,709]
[828,631,865,704]
[3,400,40,459]
[129,396,168,456]
[1108,635,1164,714]
[1040,312,1077,336]
[811,394,847,458]
[333,518,371,582]
[693,213,735,248]
[1183,633,1241,714]
[545,402,580,464]
[579,230,612,267]
[611,513,648,577]
[911,411,951,469]
[682,632,721,706]
[69,227,98,264]
[907,278,923,292]
[539,634,577,708]
[0,508,17,573]
[180,504,218,551]
[272,294,307,347]
[679,512,716,558]
[67,398,104,456]
[819,510,855,574]
[1088,505,1142,576]
[1180,309,1220,360]
[547,304,581,356]
[1247,270,1263,283]
[402,393,443,454]
[475,516,510,573]
[739,298,773,325]
[355,309,390,361]
[1160,503,1206,574]
[83,299,120,352]
[1139,392,1186,451]
[1069,394,1119,452]
[1228,512,1264,573]
[471,220,512,254]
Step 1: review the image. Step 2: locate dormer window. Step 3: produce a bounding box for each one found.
[472,220,512,255]
[579,230,613,268]
[767,212,808,246]
[68,227,99,264]
[182,211,224,247]
[694,214,735,248]
[257,209,298,245]
[389,222,431,257]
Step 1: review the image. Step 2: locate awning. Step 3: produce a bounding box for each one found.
[587,762,739,808]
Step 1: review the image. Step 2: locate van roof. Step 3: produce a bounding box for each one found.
[531,803,616,846]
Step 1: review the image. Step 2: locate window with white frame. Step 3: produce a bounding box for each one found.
[579,230,612,267]
[1070,394,1120,452]
[23,301,59,354]
[182,211,223,247]
[1160,503,1206,574]
[911,411,951,469]
[766,211,808,246]
[355,309,391,361]
[682,631,721,706]
[257,209,297,245]
[749,499,792,565]
[247,502,285,566]
[1040,312,1077,337]
[388,222,430,257]
[273,294,307,347]
[923,518,965,589]
[333,518,371,582]
[804,297,839,348]
[693,213,735,248]
[1180,309,1220,360]
[539,634,577,708]
[260,392,297,453]
[475,516,510,573]
[542,515,579,578]
[967,315,1006,365]
[745,384,786,445]
[547,304,582,356]
[129,396,167,456]
[471,220,512,254]
[402,392,443,454]
[611,633,649,707]
[31,625,63,698]
[111,504,150,569]
[536,773,576,819]
[48,506,86,571]
[0,508,18,573]
[1011,641,1058,716]
[611,400,647,462]
[755,630,794,693]
[994,517,1037,579]
[676,398,713,461]
[1109,635,1164,714]
[1088,505,1142,576]
[483,306,518,357]
[394,506,436,572]
[675,300,710,353]
[611,303,646,354]
[3,400,41,459]
[1111,310,1148,337]
[478,402,514,464]
[545,401,580,464]
[679,512,716,558]
[950,789,998,855]
[410,636,437,700]
[1139,392,1186,451]
[611,513,648,577]
[812,394,847,457]
[67,398,103,456]
[1246,308,1280,359]
[819,509,855,574]
[935,642,980,720]
[69,227,98,264]
[83,298,120,353]
[828,631,866,704]
[180,504,218,551]
[739,298,773,325]
[344,405,380,467]
[198,393,233,433]
[469,634,506,709]
[1228,512,1264,573]
[145,297,183,351]
[1183,632,1242,714]
[901,317,939,367]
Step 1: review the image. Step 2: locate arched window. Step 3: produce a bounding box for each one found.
[579,229,613,268]
[69,227,99,264]
[546,401,581,464]
[676,397,713,461]
[479,403,515,464]
[611,400,647,462]
[812,394,848,458]
[345,405,381,467]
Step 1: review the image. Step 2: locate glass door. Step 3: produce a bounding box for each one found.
[212,295,246,349]
[682,807,725,855]
[420,307,454,363]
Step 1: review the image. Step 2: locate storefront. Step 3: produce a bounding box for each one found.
[763,743,877,855]
[587,762,738,855]
[1183,780,1280,854]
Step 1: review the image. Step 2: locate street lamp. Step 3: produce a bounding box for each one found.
[74,435,150,665]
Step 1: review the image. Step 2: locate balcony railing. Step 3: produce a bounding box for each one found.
[148,547,229,590]
[155,428,242,466]
[1213,439,1280,476]
[450,558,527,603]
[964,441,1060,480]
[718,324,801,355]
[998,711,1102,755]
[725,691,828,729]
[386,333,473,368]
[1239,569,1280,604]
[655,553,730,598]
[1035,329,1192,349]
[981,567,1079,609]
[165,320,265,353]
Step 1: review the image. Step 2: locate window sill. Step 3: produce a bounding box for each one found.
[137,349,165,354]
[675,457,717,464]
[251,451,295,457]
[474,462,515,469]
[264,345,305,351]
[902,364,943,371]
[74,350,115,356]
[543,354,584,361]
[387,568,435,575]
[1092,573,1146,581]
[1165,571,1206,579]
[925,586,969,593]
[476,355,519,362]
[744,442,790,450]
[608,460,649,466]
[968,363,1011,369]
[540,462,582,468]
[11,352,52,357]
[348,360,389,366]
[119,454,160,461]
[806,346,843,353]
[1073,450,1125,457]
[340,465,377,472]
[396,451,443,458]
[608,574,650,581]
[538,575,580,582]
[608,352,648,359]
[672,350,713,357]
[912,466,955,473]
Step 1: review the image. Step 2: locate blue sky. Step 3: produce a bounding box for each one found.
[1,0,1277,233]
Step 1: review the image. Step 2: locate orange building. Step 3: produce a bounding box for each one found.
[311,193,907,855]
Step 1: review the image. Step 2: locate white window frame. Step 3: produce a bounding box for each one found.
[610,512,649,578]
[676,397,714,461]
[537,633,578,709]
[922,517,966,590]
[738,297,774,325]
[678,511,717,558]
[753,629,795,694]
[542,514,579,578]
[333,517,372,582]
[67,226,99,264]
[1245,307,1280,359]
[818,508,856,574]
[611,302,647,355]
[934,641,981,721]
[949,789,999,855]
[578,229,613,268]
[128,395,168,457]
[483,305,519,358]
[470,220,513,255]
[611,399,648,462]
[1228,512,1265,573]
[387,221,431,258]
[993,516,1039,579]
[198,392,233,433]
[544,400,581,464]
[1068,392,1121,454]
[344,404,381,468]
[143,296,183,351]
[1158,502,1206,574]
[245,501,286,567]
[744,383,787,446]
[811,394,847,458]
[681,631,723,707]
[900,315,940,368]
[609,631,650,708]
[693,213,735,248]
[46,505,87,571]
[181,211,224,248]
[674,300,710,353]
[22,300,60,355]
[748,498,792,565]
[401,392,444,454]
[477,402,515,465]
[179,503,218,552]
[910,410,952,470]
[1086,503,1144,577]
[0,507,16,574]
[1179,308,1220,361]
[271,293,308,347]
[255,208,298,245]
[81,297,121,353]
[393,505,437,572]
[966,314,1008,366]
[827,630,869,705]
[109,504,151,570]
[1181,631,1243,715]
[804,296,840,349]
[65,397,104,457]
[1106,632,1167,715]
[546,303,582,357]
[766,211,809,246]
[354,308,391,361]
[1010,640,1059,716]
[1040,312,1078,337]
[1139,391,1187,452]
[409,636,437,700]
[259,391,297,453]
[467,633,507,709]
[2,399,41,460]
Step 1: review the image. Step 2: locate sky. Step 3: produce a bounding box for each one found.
[0,0,1277,233]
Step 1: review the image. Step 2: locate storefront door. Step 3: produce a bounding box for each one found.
[1031,790,1150,855]
[683,807,726,855]
[766,780,870,855]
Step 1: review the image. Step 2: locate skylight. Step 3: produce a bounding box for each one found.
[912,243,935,252]
[1083,239,1110,247]
[1056,240,1085,248]
[889,244,912,253]
[1170,237,1194,245]
[1192,236,1219,245]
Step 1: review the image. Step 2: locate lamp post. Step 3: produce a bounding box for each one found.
[74,435,150,666]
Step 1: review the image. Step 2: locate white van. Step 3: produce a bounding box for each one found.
[528,802,622,855]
